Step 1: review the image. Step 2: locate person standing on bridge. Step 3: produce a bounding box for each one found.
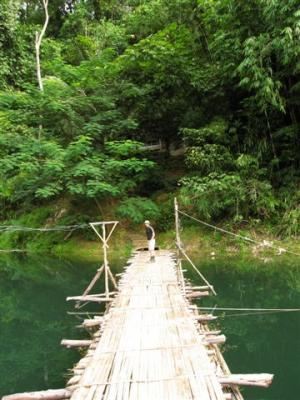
[144,220,156,262]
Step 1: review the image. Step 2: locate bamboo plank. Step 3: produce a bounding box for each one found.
[2,390,71,400]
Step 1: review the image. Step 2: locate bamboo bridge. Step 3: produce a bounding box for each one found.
[2,201,274,400]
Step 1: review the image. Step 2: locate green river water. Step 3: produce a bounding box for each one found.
[0,253,299,399]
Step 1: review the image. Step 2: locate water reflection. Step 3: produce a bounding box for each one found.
[0,254,119,396]
[185,256,300,400]
[0,254,299,399]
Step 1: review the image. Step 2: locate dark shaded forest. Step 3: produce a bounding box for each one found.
[0,0,299,238]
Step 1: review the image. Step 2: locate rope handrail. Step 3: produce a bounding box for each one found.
[0,223,88,232]
[178,209,300,257]
[197,306,300,318]
[220,310,300,318]
[197,306,300,312]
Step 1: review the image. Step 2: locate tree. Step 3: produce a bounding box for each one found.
[114,23,204,146]
[0,0,299,233]
[35,0,49,91]
[0,0,36,88]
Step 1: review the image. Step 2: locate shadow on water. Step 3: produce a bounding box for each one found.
[0,254,125,396]
[184,256,300,400]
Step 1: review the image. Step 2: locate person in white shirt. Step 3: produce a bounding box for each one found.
[144,220,156,262]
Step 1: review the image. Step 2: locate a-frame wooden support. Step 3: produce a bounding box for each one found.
[89,221,118,298]
[71,221,119,309]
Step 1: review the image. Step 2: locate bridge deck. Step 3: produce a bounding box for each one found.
[69,250,231,400]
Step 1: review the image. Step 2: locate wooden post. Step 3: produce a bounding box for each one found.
[61,339,92,348]
[2,389,71,400]
[186,290,210,298]
[102,224,109,298]
[218,373,274,388]
[82,317,103,328]
[203,334,226,345]
[174,197,181,248]
[174,198,216,296]
[174,197,186,294]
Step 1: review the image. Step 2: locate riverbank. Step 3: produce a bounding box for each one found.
[159,225,300,262]
[0,207,299,265]
[46,224,300,267]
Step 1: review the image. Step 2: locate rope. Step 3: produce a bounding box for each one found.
[0,223,88,232]
[178,209,300,257]
[199,307,300,312]
[220,310,299,318]
[197,306,300,318]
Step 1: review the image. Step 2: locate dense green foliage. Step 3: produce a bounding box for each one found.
[0,0,299,237]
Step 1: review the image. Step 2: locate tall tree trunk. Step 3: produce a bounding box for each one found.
[35,0,49,139]
[35,0,49,91]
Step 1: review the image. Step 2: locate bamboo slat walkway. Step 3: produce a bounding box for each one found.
[66,250,237,400]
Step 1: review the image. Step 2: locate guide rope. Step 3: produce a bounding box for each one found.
[199,306,300,318]
[178,209,300,257]
[200,307,300,312]
[220,310,300,318]
[0,223,88,232]
[198,306,300,318]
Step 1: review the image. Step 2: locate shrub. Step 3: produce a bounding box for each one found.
[116,197,160,224]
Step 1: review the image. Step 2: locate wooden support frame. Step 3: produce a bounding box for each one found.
[174,197,217,296]
[89,221,118,298]
[71,221,119,309]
